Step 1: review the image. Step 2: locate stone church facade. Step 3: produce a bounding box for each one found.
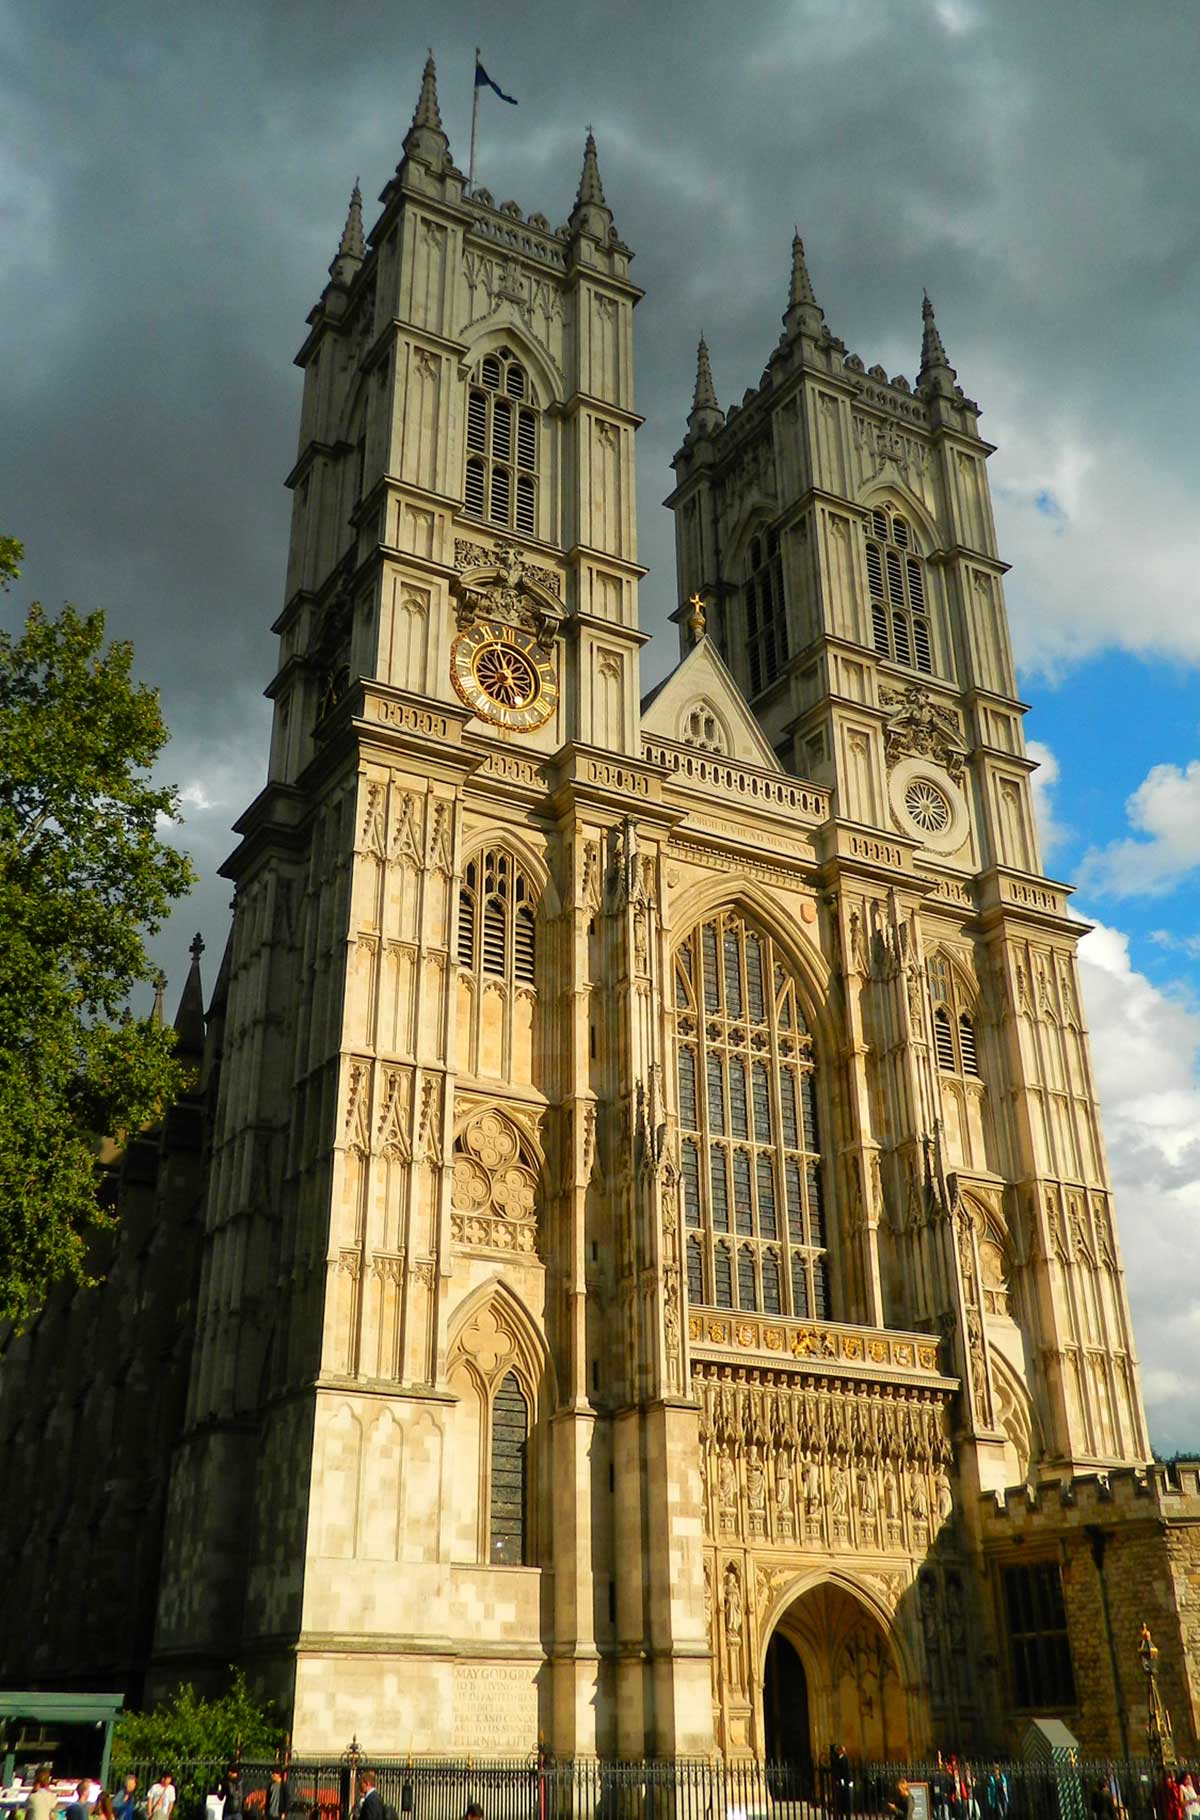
[3,56,1199,1766]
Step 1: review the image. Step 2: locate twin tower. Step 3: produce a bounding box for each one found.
[6,54,1197,1769]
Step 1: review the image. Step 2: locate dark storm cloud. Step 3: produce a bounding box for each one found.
[5,0,1200,1446]
[4,0,1200,965]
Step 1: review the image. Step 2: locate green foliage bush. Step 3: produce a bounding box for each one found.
[112,1673,284,1818]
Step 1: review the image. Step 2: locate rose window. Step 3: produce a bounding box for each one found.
[905,778,951,834]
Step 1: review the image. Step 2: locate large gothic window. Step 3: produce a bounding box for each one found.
[674,909,830,1320]
[866,505,933,674]
[464,349,539,536]
[745,529,787,696]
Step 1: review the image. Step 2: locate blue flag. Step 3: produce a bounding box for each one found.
[475,61,518,105]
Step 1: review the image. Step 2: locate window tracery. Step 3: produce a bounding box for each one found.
[674,909,829,1319]
[464,348,540,536]
[682,700,728,754]
[450,1108,539,1253]
[866,505,933,674]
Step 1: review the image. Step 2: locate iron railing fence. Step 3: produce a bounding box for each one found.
[110,1756,1200,1820]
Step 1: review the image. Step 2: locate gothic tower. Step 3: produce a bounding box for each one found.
[667,240,1150,1489]
[151,61,711,1758]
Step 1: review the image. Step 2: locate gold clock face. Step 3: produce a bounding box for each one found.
[450,622,558,731]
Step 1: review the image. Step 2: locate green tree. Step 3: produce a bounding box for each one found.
[0,570,194,1325]
[112,1673,285,1812]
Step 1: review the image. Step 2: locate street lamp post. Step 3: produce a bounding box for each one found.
[1138,1623,1176,1774]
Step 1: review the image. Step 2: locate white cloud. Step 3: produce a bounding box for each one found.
[989,410,1200,676]
[1026,739,1070,864]
[1078,757,1200,897]
[1077,917,1200,1453]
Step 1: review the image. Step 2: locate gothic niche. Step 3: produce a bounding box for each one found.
[451,1108,540,1255]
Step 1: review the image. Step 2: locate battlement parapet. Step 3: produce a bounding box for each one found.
[980,1461,1200,1533]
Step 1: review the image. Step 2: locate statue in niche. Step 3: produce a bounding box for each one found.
[883,1469,899,1522]
[723,1563,743,1639]
[718,1447,737,1512]
[804,1456,822,1514]
[776,1449,795,1534]
[831,1460,849,1518]
[746,1447,767,1514]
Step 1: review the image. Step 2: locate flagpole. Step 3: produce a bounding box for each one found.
[467,45,480,192]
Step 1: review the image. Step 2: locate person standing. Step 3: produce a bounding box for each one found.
[984,1767,1009,1820]
[64,1783,91,1820]
[146,1776,175,1820]
[217,1768,243,1820]
[265,1771,287,1820]
[23,1769,58,1820]
[889,1779,915,1820]
[829,1745,853,1820]
[355,1774,383,1820]
[114,1776,138,1820]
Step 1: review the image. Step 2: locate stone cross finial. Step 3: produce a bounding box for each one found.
[686,592,707,644]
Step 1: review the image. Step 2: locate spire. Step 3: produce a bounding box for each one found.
[576,129,607,210]
[782,228,825,339]
[917,290,958,397]
[413,49,443,132]
[150,969,167,1028]
[687,335,724,437]
[402,50,450,168]
[328,179,365,287]
[568,127,614,241]
[173,932,206,1060]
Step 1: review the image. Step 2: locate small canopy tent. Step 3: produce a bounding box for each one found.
[0,1693,124,1790]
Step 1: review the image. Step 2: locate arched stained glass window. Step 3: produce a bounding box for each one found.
[674,908,830,1319]
[489,1370,529,1565]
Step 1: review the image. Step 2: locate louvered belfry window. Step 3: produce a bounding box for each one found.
[457,850,537,987]
[866,505,933,674]
[928,952,981,1077]
[745,529,788,697]
[675,909,830,1320]
[464,349,539,536]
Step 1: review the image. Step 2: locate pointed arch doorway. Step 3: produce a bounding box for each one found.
[764,1631,812,1787]
[761,1578,914,1767]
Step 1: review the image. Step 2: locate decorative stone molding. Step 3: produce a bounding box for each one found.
[880,684,968,783]
[451,541,565,649]
[689,1311,942,1379]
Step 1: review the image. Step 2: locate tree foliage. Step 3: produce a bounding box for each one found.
[0,581,194,1325]
[112,1673,285,1811]
[112,1670,285,1762]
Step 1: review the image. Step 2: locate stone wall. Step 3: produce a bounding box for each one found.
[978,1464,1200,1755]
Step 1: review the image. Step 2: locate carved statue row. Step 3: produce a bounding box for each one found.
[694,1362,953,1468]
